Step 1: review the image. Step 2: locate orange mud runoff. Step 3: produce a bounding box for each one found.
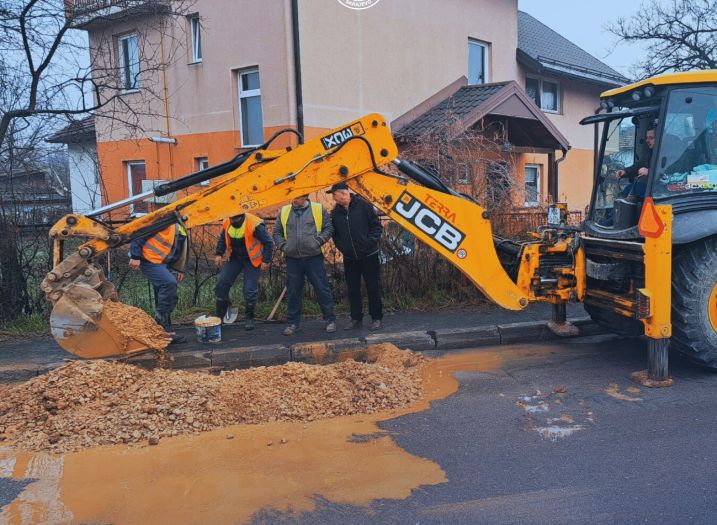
[0,345,555,525]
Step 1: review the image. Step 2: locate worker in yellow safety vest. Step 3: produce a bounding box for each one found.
[214,213,274,330]
[272,195,336,336]
[129,222,188,344]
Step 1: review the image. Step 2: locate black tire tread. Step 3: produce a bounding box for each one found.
[671,237,717,368]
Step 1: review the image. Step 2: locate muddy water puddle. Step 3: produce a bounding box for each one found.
[0,346,552,525]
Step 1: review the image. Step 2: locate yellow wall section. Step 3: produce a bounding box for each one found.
[557,148,594,212]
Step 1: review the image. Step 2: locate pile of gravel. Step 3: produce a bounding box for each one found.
[0,344,425,453]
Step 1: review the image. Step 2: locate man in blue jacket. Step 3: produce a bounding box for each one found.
[328,182,383,331]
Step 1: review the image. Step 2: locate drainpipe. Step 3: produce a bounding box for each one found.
[159,17,175,178]
[290,0,304,143]
[554,148,569,202]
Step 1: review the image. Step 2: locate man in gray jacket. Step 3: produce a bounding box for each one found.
[273,195,336,335]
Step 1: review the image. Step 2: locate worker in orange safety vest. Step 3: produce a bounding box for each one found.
[129,222,188,344]
[214,213,274,330]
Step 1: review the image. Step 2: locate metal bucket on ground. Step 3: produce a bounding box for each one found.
[194,315,222,343]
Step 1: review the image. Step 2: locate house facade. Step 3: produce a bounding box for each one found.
[66,0,626,213]
[47,117,102,214]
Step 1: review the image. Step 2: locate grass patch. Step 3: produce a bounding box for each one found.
[0,313,49,337]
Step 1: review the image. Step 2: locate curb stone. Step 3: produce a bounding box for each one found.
[291,339,368,364]
[364,330,436,351]
[211,345,291,369]
[0,318,606,380]
[497,321,553,344]
[430,326,501,350]
[169,351,212,369]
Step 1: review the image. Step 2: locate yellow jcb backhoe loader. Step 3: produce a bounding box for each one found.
[41,70,717,386]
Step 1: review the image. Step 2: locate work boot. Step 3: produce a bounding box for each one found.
[155,312,187,345]
[216,298,231,323]
[283,324,298,336]
[344,319,362,330]
[244,303,256,331]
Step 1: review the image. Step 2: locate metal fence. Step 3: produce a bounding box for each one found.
[1,209,581,325]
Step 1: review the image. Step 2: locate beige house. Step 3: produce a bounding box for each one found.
[66,0,627,212]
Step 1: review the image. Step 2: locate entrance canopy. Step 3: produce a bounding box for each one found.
[392,78,570,153]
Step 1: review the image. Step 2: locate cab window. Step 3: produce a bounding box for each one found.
[654,87,717,198]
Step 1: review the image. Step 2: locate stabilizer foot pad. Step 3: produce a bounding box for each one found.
[629,369,674,388]
[547,321,580,337]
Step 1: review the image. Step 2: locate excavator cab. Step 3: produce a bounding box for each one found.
[584,77,717,236]
[581,71,717,377]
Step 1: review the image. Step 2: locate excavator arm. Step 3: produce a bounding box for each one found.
[43,113,579,359]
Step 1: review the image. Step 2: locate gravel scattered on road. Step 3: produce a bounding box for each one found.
[0,344,425,453]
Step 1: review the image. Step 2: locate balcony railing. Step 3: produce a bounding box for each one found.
[65,0,171,29]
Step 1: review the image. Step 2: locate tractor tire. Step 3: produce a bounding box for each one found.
[584,303,643,337]
[671,237,717,368]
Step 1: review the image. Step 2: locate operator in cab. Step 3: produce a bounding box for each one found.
[617,126,656,199]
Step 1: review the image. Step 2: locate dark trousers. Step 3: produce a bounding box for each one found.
[140,261,178,315]
[286,255,335,325]
[344,253,383,321]
[215,257,261,305]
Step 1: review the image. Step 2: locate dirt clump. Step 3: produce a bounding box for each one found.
[103,300,172,352]
[0,344,426,453]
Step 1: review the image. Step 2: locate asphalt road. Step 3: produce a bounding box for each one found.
[252,335,717,525]
[3,334,717,524]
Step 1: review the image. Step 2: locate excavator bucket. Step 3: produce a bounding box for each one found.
[44,255,171,359]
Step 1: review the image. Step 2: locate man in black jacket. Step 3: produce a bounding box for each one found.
[617,127,655,198]
[328,182,383,331]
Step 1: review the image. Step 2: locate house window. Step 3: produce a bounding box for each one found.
[468,40,490,85]
[524,164,540,206]
[118,33,140,91]
[196,157,209,186]
[127,161,147,214]
[238,69,264,147]
[189,15,202,63]
[525,77,560,113]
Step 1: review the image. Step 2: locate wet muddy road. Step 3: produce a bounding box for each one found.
[2,335,717,524]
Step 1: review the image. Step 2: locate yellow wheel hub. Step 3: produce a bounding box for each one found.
[710,284,717,333]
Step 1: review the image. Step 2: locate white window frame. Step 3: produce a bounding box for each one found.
[524,164,541,207]
[237,68,264,147]
[196,157,209,186]
[189,15,202,63]
[127,161,147,215]
[118,32,140,92]
[467,39,490,85]
[525,76,561,113]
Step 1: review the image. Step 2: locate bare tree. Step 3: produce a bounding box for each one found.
[397,115,523,215]
[609,0,717,78]
[0,0,195,150]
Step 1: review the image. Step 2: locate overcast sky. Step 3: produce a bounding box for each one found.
[518,0,649,79]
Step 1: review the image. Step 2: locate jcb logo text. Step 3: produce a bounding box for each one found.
[393,192,465,252]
